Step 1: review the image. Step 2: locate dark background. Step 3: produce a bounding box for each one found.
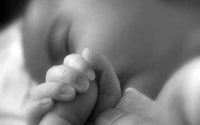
[0,0,199,30]
[0,0,29,29]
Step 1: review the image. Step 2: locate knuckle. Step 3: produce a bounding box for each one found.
[66,54,85,66]
[73,55,83,64]
[59,67,70,82]
[46,66,58,79]
[63,54,77,64]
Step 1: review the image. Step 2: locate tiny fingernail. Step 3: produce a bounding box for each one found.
[60,85,75,96]
[40,98,52,105]
[86,69,96,80]
[76,76,89,91]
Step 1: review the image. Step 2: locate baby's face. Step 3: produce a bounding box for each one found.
[23,0,200,96]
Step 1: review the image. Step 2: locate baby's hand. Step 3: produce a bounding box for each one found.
[27,53,98,125]
[95,88,162,125]
[26,48,123,125]
[82,49,162,125]
[81,48,122,122]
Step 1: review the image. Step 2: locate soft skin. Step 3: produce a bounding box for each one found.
[27,50,200,125]
[23,0,200,124]
[27,49,161,125]
[22,0,200,98]
[27,49,122,125]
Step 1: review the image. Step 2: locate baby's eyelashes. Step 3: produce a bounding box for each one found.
[63,53,96,81]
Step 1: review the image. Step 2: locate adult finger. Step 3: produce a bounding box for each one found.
[82,48,121,118]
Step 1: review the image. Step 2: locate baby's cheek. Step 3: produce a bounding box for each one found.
[22,0,62,83]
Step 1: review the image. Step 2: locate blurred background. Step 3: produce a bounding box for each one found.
[0,0,29,30]
[0,1,200,125]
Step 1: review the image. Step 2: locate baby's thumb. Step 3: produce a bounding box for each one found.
[82,48,121,118]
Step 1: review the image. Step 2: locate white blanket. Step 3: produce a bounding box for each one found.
[0,22,36,125]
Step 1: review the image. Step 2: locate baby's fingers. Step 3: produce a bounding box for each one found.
[63,54,96,81]
[82,48,121,97]
[82,48,121,118]
[26,98,54,125]
[32,82,76,101]
[46,65,90,93]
